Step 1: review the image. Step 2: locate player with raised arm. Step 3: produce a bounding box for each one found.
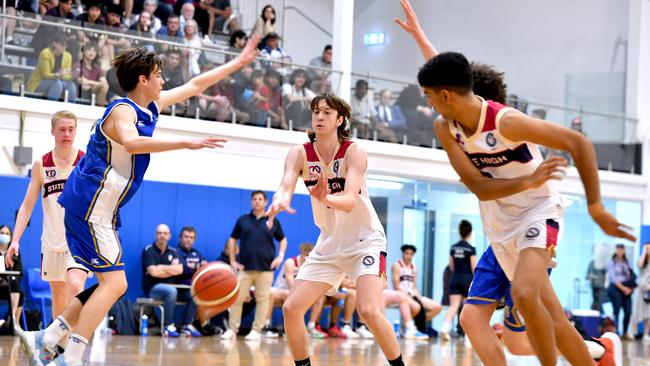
[19,35,260,366]
[266,93,406,366]
[396,1,633,365]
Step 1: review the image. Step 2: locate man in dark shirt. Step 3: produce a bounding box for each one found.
[221,190,287,341]
[141,224,183,337]
[440,220,477,340]
[173,226,206,337]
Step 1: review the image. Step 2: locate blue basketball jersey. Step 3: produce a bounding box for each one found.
[59,98,158,228]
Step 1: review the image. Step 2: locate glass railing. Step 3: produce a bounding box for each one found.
[0,11,641,173]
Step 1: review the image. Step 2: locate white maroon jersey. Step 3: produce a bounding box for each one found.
[396,260,416,296]
[40,149,84,252]
[447,98,563,245]
[300,140,385,255]
[273,256,301,290]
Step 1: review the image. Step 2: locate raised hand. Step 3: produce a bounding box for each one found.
[237,33,261,66]
[265,196,296,229]
[186,137,228,150]
[394,0,422,35]
[527,156,568,188]
[4,241,19,268]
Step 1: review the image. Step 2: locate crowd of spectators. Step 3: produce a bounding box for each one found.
[2,2,438,146]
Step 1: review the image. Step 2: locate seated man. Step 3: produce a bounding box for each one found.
[262,243,316,337]
[392,244,442,331]
[174,226,207,337]
[141,224,183,337]
[374,89,407,143]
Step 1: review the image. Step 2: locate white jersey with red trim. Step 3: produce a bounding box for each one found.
[300,140,385,256]
[448,98,564,245]
[273,256,301,290]
[397,259,416,296]
[40,149,84,252]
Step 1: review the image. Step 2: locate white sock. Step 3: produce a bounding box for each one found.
[64,333,88,364]
[441,321,451,333]
[307,321,315,330]
[264,319,271,326]
[43,316,72,349]
[405,320,416,330]
[585,339,605,359]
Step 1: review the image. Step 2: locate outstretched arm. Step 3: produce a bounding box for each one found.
[158,34,260,111]
[265,146,303,226]
[394,0,438,60]
[434,118,568,201]
[5,160,42,267]
[499,111,636,241]
[106,105,226,154]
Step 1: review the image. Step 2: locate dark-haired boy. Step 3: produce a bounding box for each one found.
[19,37,260,366]
[395,1,634,365]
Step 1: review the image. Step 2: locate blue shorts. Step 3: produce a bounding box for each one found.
[64,212,125,272]
[466,246,510,306]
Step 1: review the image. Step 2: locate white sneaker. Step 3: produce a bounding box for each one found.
[244,330,261,341]
[340,325,360,339]
[403,328,429,340]
[355,325,374,339]
[439,330,451,341]
[220,329,236,340]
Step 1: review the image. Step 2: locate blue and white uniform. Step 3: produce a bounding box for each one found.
[59,98,158,272]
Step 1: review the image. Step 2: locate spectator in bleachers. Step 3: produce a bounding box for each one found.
[179,1,194,31]
[249,69,270,126]
[160,48,187,114]
[27,34,77,102]
[265,69,285,129]
[282,68,314,131]
[101,4,131,70]
[157,14,183,38]
[200,74,251,123]
[307,44,332,86]
[197,61,234,121]
[225,29,247,62]
[260,32,290,75]
[38,0,55,16]
[211,0,238,34]
[174,226,207,337]
[350,79,376,140]
[252,4,275,39]
[221,190,288,341]
[45,0,74,19]
[192,0,213,37]
[395,84,436,147]
[129,10,155,52]
[75,42,108,105]
[374,89,405,143]
[75,0,105,25]
[141,224,183,337]
[182,19,203,77]
[0,224,25,327]
[138,0,162,33]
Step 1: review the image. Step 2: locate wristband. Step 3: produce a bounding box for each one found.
[278,252,285,258]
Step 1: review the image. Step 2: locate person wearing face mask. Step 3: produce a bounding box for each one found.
[0,224,25,331]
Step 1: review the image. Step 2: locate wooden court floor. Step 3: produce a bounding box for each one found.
[1,334,650,365]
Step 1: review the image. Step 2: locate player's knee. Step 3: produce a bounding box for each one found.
[511,286,536,310]
[459,306,480,329]
[282,299,304,318]
[66,274,86,296]
[109,276,128,297]
[357,303,381,323]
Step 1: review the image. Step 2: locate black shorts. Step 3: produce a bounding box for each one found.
[449,273,473,297]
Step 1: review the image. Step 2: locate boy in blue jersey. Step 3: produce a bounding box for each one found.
[19,35,260,366]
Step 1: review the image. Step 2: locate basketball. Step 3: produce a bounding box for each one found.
[191,262,240,312]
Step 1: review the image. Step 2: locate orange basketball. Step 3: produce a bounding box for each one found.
[191,262,240,312]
